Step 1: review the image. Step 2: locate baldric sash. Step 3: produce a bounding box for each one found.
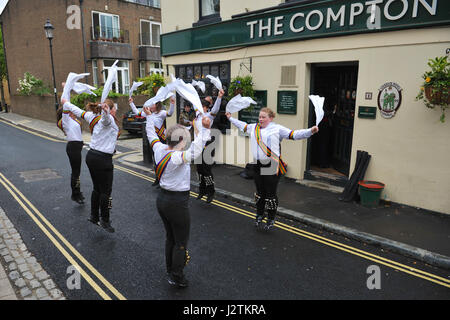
[155,151,174,181]
[254,124,287,175]
[89,115,102,133]
[155,124,166,141]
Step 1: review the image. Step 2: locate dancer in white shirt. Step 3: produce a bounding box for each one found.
[129,97,175,186]
[227,108,319,230]
[144,105,211,288]
[56,107,85,204]
[62,98,120,233]
[193,89,224,203]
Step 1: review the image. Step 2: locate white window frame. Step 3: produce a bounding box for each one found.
[140,19,161,47]
[140,61,146,78]
[103,60,130,95]
[92,11,121,40]
[92,60,99,87]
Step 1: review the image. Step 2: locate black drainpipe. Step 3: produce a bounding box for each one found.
[79,0,88,82]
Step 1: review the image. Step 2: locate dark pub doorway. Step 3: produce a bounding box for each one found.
[305,62,358,186]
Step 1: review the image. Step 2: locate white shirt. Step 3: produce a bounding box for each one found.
[146,116,210,192]
[60,111,83,142]
[63,102,119,154]
[193,97,221,137]
[229,117,312,162]
[130,101,174,139]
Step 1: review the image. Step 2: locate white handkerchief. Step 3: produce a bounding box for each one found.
[143,85,175,107]
[61,72,90,101]
[309,95,325,126]
[129,81,143,98]
[101,60,119,103]
[225,94,257,114]
[172,79,204,114]
[206,75,222,90]
[192,80,206,93]
[72,82,97,96]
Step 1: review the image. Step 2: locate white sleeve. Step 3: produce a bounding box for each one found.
[209,97,221,117]
[172,129,211,165]
[63,101,95,123]
[130,102,142,116]
[167,102,175,117]
[101,109,112,126]
[229,117,250,133]
[278,124,312,141]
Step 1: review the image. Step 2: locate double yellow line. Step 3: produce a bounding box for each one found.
[114,164,450,289]
[0,172,126,300]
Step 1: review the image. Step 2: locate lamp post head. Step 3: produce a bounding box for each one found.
[44,19,54,40]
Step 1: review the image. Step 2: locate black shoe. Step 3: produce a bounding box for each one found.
[71,195,84,205]
[167,273,188,288]
[152,179,159,187]
[264,219,275,231]
[255,215,263,228]
[88,216,99,225]
[196,193,205,200]
[205,193,214,203]
[100,220,115,233]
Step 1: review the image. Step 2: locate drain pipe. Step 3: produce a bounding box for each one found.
[79,0,88,82]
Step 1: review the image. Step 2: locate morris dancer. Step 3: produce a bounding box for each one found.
[129,97,175,186]
[226,108,318,230]
[143,106,211,288]
[193,89,224,203]
[56,106,85,205]
[62,98,120,233]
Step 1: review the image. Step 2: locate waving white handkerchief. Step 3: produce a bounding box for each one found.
[225,94,257,114]
[173,79,203,114]
[206,75,222,91]
[192,79,206,93]
[72,82,97,96]
[309,95,325,126]
[129,81,143,98]
[61,72,90,101]
[101,60,119,103]
[143,85,175,107]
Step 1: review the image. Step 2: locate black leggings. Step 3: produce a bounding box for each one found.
[253,161,281,220]
[156,189,190,278]
[85,149,114,222]
[66,141,83,179]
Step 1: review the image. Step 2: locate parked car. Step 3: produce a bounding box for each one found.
[122,106,146,135]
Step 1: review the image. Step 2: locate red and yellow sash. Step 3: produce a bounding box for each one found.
[155,151,173,181]
[89,115,102,133]
[254,124,287,175]
[57,119,65,134]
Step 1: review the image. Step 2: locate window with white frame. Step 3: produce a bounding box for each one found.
[92,11,120,40]
[103,60,130,94]
[149,62,164,75]
[140,61,146,78]
[92,60,99,87]
[140,20,161,46]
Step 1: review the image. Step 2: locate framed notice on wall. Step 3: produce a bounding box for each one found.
[238,90,267,124]
[277,91,297,115]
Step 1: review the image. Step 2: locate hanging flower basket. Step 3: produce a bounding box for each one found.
[424,86,450,105]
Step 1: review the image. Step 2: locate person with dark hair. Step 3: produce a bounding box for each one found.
[56,106,85,205]
[143,106,211,288]
[193,89,224,203]
[179,101,196,141]
[61,98,120,233]
[226,107,319,231]
[129,96,175,186]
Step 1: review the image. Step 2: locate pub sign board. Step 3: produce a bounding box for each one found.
[358,106,377,119]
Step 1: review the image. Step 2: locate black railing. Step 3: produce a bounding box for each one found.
[91,26,129,43]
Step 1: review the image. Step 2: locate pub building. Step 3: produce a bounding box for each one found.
[160,0,450,215]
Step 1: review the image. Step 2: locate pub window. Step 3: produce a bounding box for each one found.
[194,0,221,26]
[175,61,230,134]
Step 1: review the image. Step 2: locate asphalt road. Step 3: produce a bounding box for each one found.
[0,120,449,303]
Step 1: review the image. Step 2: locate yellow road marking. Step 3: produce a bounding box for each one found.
[114,164,450,289]
[0,119,64,143]
[0,172,127,300]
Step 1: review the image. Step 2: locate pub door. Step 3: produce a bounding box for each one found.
[306,63,358,182]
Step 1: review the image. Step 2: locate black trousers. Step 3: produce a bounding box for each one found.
[156,189,190,279]
[253,161,281,220]
[66,141,83,197]
[85,149,113,222]
[196,139,215,196]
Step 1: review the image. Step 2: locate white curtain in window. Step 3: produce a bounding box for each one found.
[201,0,219,17]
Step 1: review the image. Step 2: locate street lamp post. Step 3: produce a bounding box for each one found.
[44,19,58,111]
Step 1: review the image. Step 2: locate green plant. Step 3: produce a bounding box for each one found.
[136,73,166,98]
[70,87,125,109]
[415,56,450,122]
[228,75,255,100]
[17,72,52,96]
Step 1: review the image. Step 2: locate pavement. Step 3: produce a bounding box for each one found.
[1,110,449,299]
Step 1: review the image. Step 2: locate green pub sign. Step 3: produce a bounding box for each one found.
[358,106,377,119]
[277,91,297,115]
[239,90,267,124]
